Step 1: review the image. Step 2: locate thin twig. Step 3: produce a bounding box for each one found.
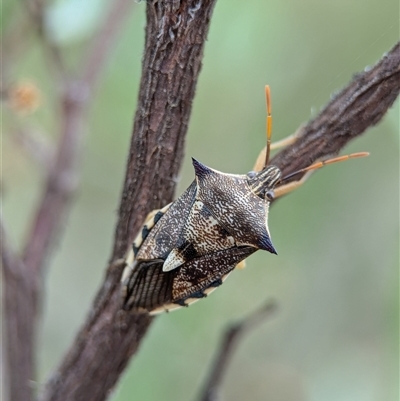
[83,0,136,94]
[3,2,136,401]
[198,301,278,401]
[1,219,38,401]
[22,0,69,84]
[21,86,85,273]
[12,126,54,168]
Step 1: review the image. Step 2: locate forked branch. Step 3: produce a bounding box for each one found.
[198,300,278,401]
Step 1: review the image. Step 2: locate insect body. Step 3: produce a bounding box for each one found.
[122,160,281,314]
[121,86,368,315]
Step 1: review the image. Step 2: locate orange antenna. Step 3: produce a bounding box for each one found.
[264,85,272,167]
[281,152,370,182]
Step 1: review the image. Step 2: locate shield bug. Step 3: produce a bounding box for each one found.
[121,86,368,315]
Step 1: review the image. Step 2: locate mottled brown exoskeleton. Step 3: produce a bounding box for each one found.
[121,86,368,314]
[121,159,282,314]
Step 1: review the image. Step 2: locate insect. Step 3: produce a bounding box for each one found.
[121,86,368,315]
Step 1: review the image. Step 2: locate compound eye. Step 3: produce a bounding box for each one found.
[265,190,275,201]
[246,171,257,179]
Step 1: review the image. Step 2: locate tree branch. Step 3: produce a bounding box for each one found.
[198,300,277,401]
[270,43,400,177]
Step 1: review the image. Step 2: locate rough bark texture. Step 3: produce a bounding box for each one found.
[270,43,400,176]
[40,2,217,400]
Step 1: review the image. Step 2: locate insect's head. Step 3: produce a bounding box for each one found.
[246,165,281,202]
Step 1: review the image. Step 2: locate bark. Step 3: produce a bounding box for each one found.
[271,43,400,176]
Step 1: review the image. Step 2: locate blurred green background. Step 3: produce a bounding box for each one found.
[2,1,399,400]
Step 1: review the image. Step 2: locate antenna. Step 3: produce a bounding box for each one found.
[264,85,272,167]
[281,152,370,182]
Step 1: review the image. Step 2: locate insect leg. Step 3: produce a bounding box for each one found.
[273,171,314,198]
[235,260,247,269]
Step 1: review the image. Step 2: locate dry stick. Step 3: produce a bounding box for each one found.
[2,2,135,401]
[270,43,400,178]
[40,30,399,401]
[22,0,69,84]
[198,301,278,401]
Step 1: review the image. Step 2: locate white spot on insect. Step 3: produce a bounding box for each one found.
[161,199,237,273]
[126,250,135,266]
[163,249,186,272]
[133,236,143,253]
[264,202,271,237]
